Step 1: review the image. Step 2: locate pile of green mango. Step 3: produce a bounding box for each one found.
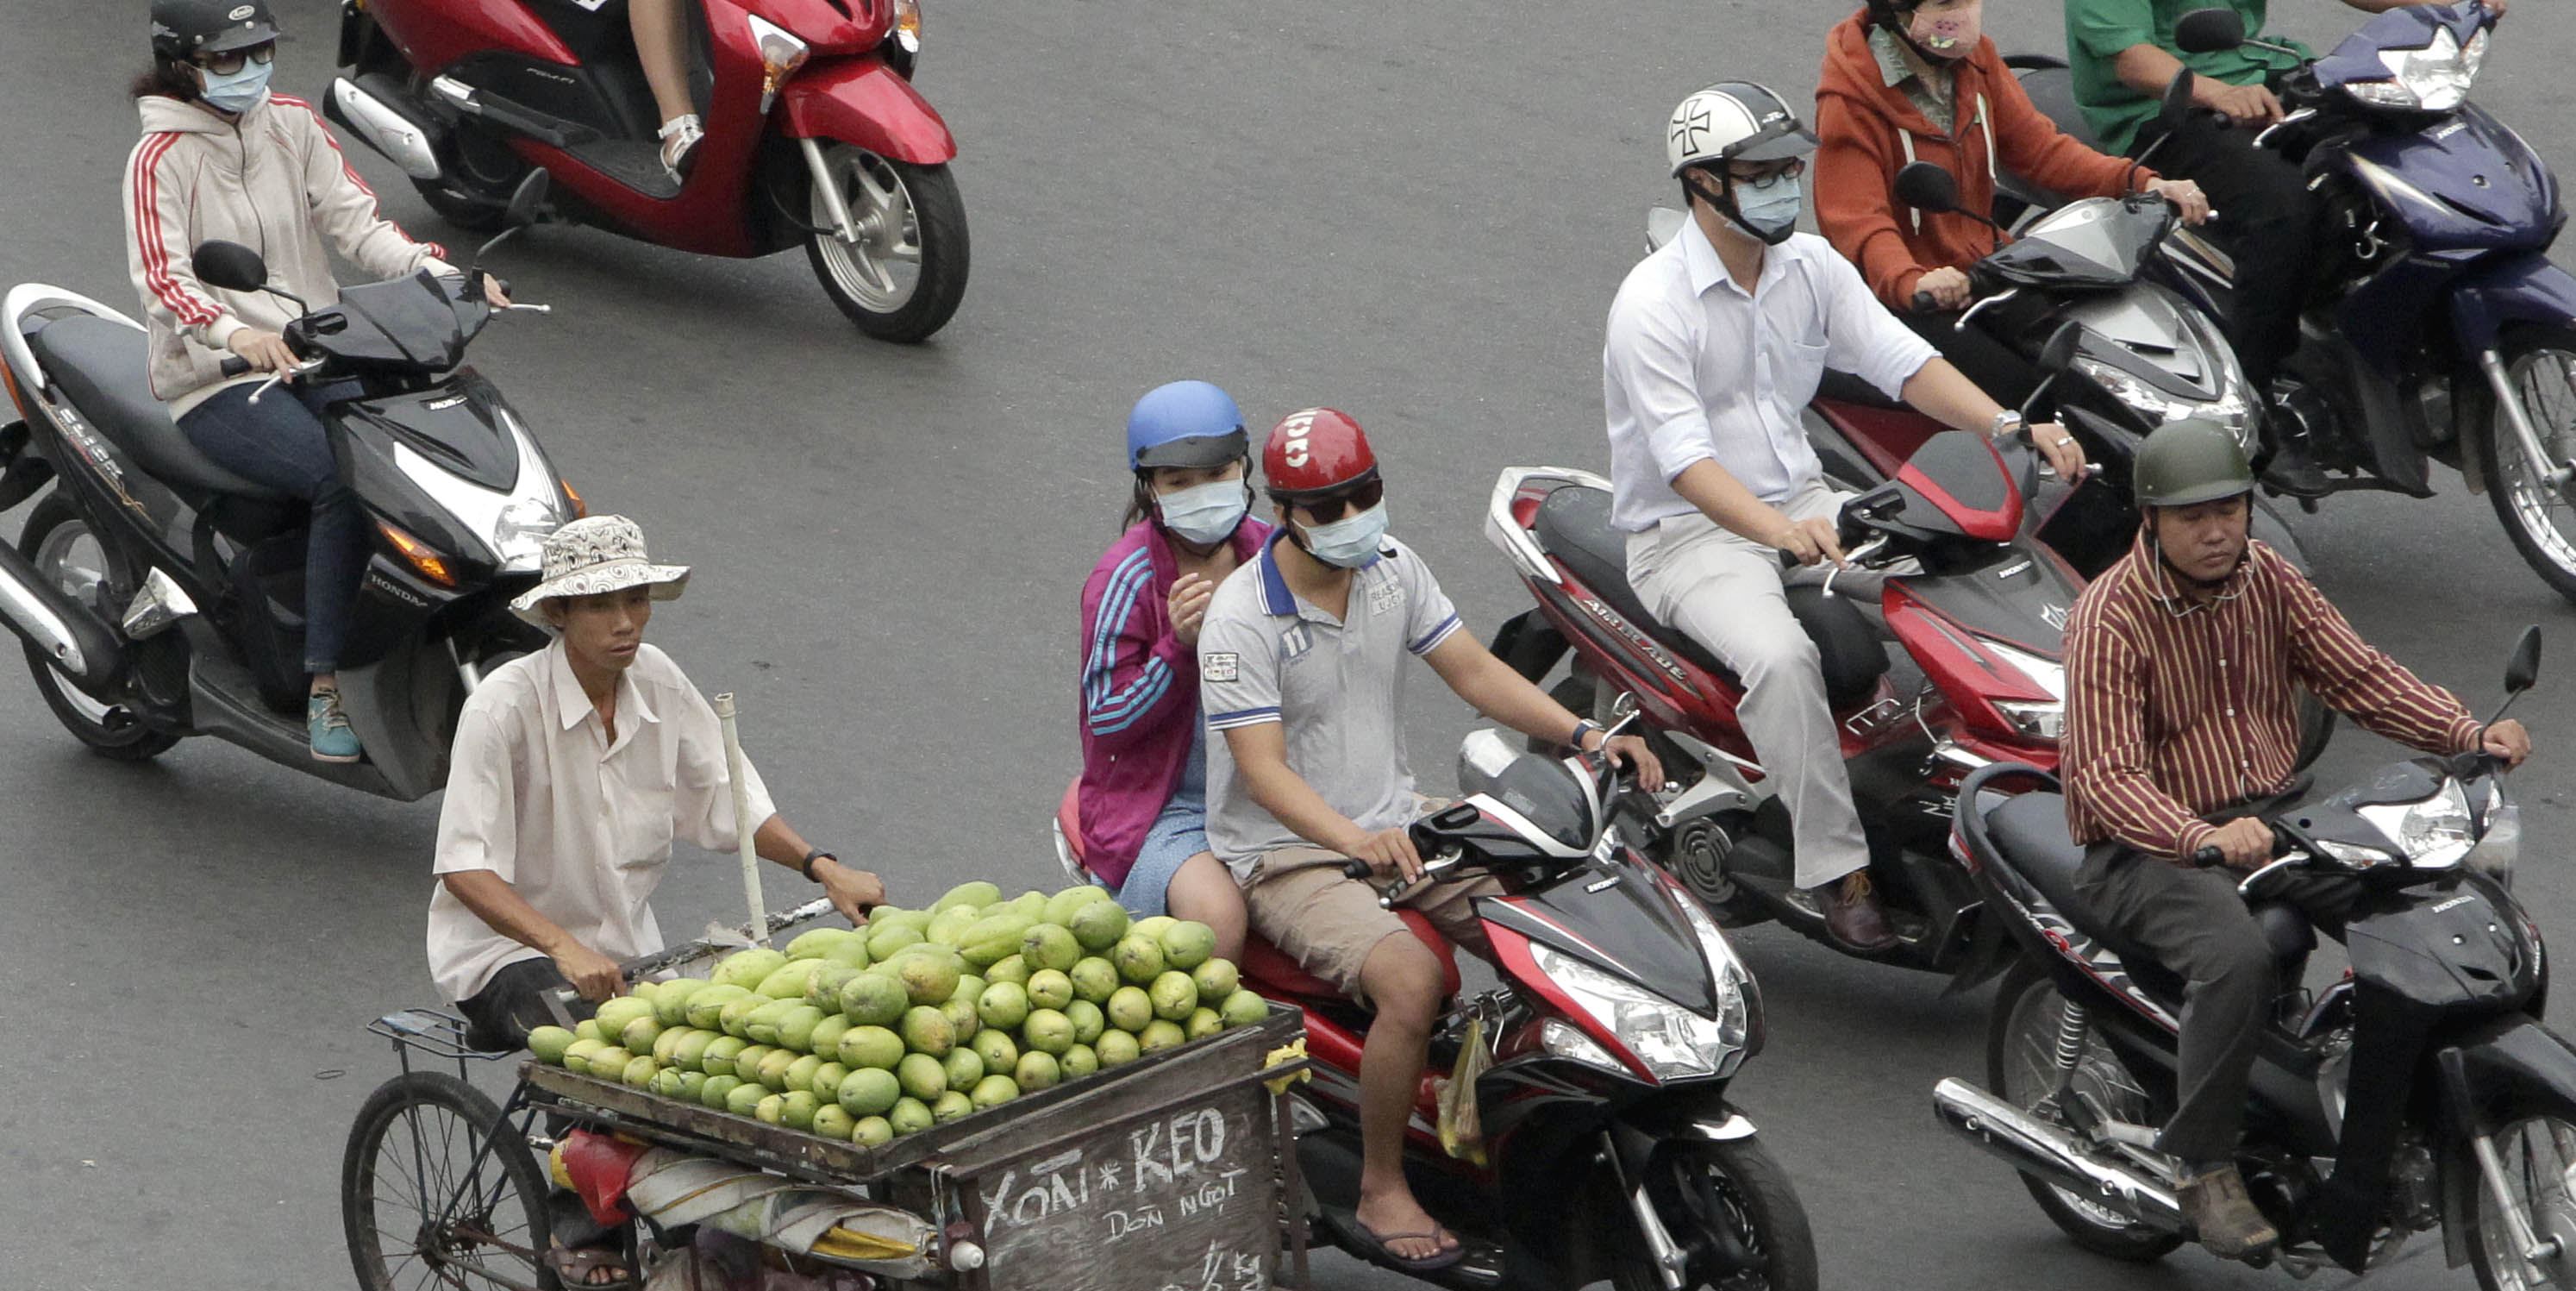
[527,881,1269,1144]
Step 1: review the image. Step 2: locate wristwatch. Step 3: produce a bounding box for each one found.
[1987,410,2026,442]
[799,848,835,881]
[1568,719,1598,751]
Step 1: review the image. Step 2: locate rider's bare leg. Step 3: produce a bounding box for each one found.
[1353,932,1459,1263]
[630,0,695,128]
[1163,852,1247,964]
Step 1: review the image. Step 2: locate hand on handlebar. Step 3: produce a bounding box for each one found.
[2199,817,2276,872]
[552,940,626,1003]
[226,327,300,377]
[2141,178,2213,226]
[1772,516,1846,568]
[1914,266,1974,312]
[2026,421,2089,479]
[2194,78,2285,128]
[1348,826,1426,884]
[1584,730,1666,793]
[2483,718,2534,768]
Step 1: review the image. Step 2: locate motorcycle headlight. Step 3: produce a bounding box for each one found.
[1984,640,2066,742]
[491,498,564,573]
[1529,942,1739,1083]
[2468,801,2521,879]
[2357,779,2478,868]
[2345,26,2486,113]
[2071,356,2258,453]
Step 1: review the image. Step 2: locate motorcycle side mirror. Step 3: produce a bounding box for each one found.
[191,241,270,293]
[2156,68,2197,133]
[2507,626,2542,694]
[2020,321,2085,423]
[1646,206,1685,254]
[503,170,551,229]
[1892,162,1963,216]
[2173,7,2247,53]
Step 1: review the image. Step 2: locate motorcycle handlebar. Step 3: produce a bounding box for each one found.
[218,355,250,378]
[1341,859,1374,880]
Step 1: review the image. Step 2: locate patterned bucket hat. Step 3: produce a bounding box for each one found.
[509,515,691,624]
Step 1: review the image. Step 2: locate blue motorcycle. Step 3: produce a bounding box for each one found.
[2167,1,2576,598]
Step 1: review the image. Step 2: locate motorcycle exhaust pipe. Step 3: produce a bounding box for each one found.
[0,538,126,702]
[1931,1078,2185,1234]
[325,74,444,182]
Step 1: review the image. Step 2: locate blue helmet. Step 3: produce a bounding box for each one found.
[1126,380,1248,471]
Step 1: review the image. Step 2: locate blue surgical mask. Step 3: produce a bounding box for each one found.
[1297,502,1390,569]
[198,60,273,116]
[1729,171,1804,246]
[1155,478,1249,547]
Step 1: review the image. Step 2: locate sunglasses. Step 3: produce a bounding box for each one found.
[1728,158,1806,185]
[196,44,276,77]
[1290,478,1385,523]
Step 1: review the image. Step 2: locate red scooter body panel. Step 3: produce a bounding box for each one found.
[741,0,891,52]
[778,57,959,164]
[367,0,577,72]
[1882,581,2055,743]
[1813,398,1941,481]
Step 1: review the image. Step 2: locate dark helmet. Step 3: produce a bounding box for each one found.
[2133,419,2255,509]
[151,0,279,61]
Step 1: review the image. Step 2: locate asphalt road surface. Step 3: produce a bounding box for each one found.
[3,2,2574,1288]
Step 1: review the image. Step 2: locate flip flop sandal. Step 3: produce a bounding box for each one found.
[1350,1219,1464,1274]
[543,1244,640,1290]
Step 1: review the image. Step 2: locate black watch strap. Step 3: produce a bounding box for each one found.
[800,849,835,882]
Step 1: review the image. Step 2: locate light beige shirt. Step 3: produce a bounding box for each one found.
[426,640,776,1003]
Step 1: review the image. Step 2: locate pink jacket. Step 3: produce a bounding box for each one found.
[1076,517,1270,887]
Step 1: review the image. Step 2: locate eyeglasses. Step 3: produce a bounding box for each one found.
[196,44,276,77]
[1291,478,1385,523]
[1728,158,1806,185]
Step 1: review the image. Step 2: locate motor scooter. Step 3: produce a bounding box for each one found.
[0,178,576,799]
[1939,627,2576,1283]
[1052,724,1819,1289]
[328,0,966,342]
[1485,429,2079,971]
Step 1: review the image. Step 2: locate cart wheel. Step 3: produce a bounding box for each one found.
[343,1071,553,1291]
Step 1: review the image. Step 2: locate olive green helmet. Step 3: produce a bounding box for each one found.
[2132,419,2254,509]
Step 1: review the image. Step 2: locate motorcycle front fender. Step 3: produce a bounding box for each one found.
[2448,253,2576,358]
[776,56,957,165]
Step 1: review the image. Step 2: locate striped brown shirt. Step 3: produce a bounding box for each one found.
[2063,533,2482,861]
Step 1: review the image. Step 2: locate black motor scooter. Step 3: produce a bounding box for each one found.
[0,175,578,799]
[1940,628,2576,1282]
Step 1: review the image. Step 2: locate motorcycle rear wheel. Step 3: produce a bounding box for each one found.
[1987,959,2184,1263]
[2479,324,2576,605]
[1597,1137,1819,1291]
[18,494,175,761]
[803,146,969,343]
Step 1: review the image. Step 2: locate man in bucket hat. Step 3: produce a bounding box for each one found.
[427,516,886,1057]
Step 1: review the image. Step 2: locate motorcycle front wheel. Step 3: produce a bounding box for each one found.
[803,145,969,343]
[1594,1137,1819,1291]
[2479,324,2576,605]
[2464,1113,2576,1291]
[1988,959,2185,1262]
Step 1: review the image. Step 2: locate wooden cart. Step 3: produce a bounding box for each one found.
[344,1000,1310,1291]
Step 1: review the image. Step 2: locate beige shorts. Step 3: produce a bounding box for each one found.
[1241,843,1498,1003]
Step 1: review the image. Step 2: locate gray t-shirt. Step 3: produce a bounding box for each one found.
[1199,533,1463,876]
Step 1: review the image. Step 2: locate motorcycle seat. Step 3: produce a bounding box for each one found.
[1985,790,2315,974]
[1529,484,1889,710]
[26,316,289,503]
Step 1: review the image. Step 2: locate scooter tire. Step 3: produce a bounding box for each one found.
[1985,960,2184,1263]
[2477,323,2576,606]
[17,495,176,762]
[1599,1137,1820,1291]
[804,150,969,344]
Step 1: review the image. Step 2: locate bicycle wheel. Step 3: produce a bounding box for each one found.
[342,1071,551,1291]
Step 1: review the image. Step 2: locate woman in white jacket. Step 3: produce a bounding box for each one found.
[127,0,507,762]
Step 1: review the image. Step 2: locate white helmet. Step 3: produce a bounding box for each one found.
[1666,82,1819,177]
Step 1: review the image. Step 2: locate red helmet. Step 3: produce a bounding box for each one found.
[1262,407,1379,499]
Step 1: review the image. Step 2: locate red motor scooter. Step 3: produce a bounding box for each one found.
[1485,429,2085,974]
[327,0,966,342]
[1049,725,1820,1290]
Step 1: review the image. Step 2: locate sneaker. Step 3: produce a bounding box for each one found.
[657,114,703,182]
[309,688,362,763]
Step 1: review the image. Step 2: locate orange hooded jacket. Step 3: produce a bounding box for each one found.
[1813,10,2150,310]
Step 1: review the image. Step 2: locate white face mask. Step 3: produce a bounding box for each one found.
[198,59,273,115]
[1154,477,1249,547]
[1297,501,1391,569]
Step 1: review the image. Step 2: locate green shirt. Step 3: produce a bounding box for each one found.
[2064,0,2312,154]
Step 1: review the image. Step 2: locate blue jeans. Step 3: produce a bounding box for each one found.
[178,380,368,674]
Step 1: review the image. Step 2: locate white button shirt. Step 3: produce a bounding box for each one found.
[1601,218,1938,532]
[426,639,777,1004]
